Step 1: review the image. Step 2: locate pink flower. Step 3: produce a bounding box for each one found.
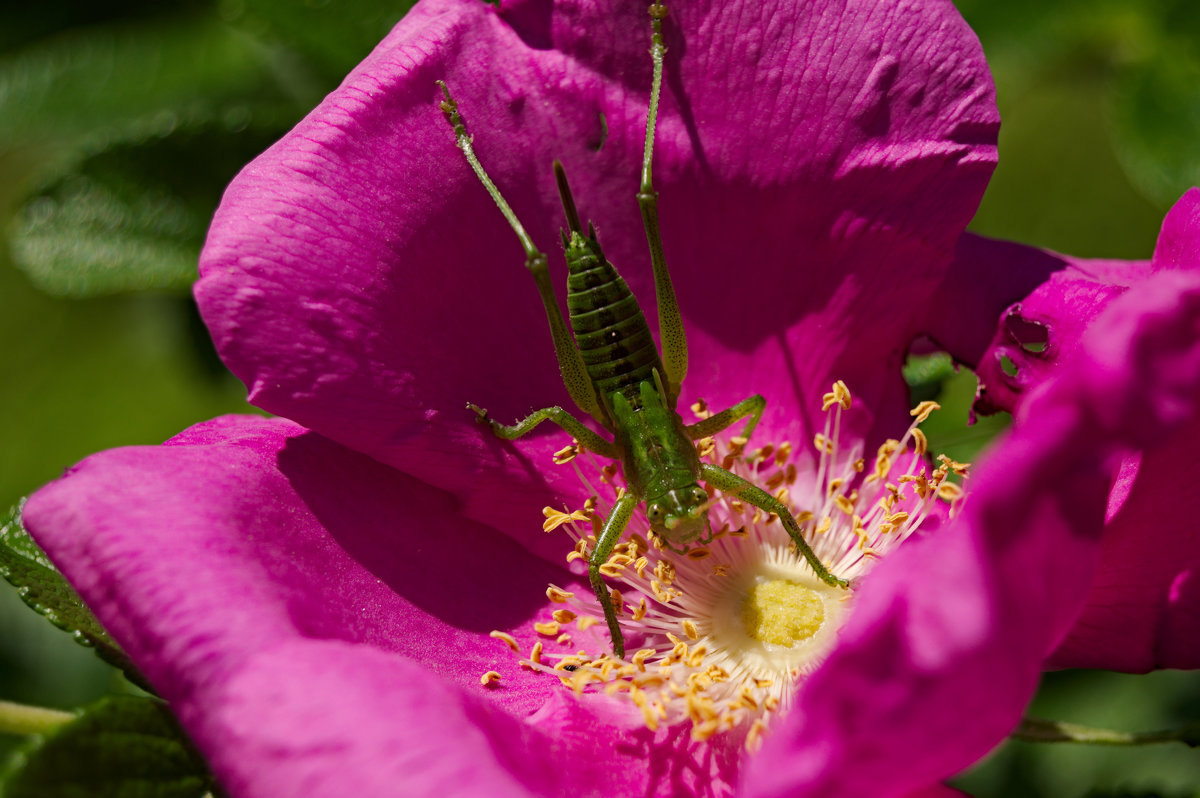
[22,0,1200,796]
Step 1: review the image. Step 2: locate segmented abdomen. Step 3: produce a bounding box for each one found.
[567,254,663,401]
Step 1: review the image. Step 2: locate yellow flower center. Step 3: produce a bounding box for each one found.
[741,579,825,646]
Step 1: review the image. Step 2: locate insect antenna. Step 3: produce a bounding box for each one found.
[553,160,585,235]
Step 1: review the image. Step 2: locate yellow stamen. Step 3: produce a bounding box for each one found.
[552,442,579,464]
[489,631,519,651]
[543,505,591,532]
[654,559,676,585]
[937,482,964,501]
[746,718,768,752]
[820,379,853,411]
[910,400,941,423]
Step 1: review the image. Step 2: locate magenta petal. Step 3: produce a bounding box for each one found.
[1154,187,1200,271]
[941,191,1200,418]
[743,271,1200,798]
[922,233,1075,368]
[1048,417,1200,671]
[197,0,998,542]
[204,642,553,797]
[928,190,1200,672]
[23,415,574,710]
[23,414,742,797]
[930,234,1153,415]
[22,416,585,792]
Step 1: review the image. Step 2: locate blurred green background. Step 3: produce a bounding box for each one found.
[0,0,1197,795]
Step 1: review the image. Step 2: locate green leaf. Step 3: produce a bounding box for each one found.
[2,695,217,798]
[10,123,282,297]
[902,351,957,403]
[919,368,1011,467]
[1110,34,1200,208]
[0,12,306,297]
[0,15,290,157]
[0,1,210,54]
[230,0,416,81]
[0,503,149,691]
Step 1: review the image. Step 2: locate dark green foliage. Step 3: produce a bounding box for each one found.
[2,695,218,798]
[12,124,284,296]
[228,0,415,82]
[1083,791,1193,798]
[957,0,1200,227]
[1111,41,1200,207]
[902,351,957,404]
[0,0,415,299]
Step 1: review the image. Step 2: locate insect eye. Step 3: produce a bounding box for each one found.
[647,503,665,522]
[690,487,707,504]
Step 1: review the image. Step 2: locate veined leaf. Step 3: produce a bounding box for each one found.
[2,695,218,798]
[0,15,288,156]
[10,123,280,297]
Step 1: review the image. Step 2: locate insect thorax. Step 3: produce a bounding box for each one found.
[610,381,702,499]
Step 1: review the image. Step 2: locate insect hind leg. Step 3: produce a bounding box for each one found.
[437,82,607,427]
[637,3,688,406]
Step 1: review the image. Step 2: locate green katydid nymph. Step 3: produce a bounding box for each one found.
[437,2,848,660]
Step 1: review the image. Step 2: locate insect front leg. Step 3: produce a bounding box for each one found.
[467,403,619,458]
[587,490,640,659]
[684,394,765,442]
[699,463,849,590]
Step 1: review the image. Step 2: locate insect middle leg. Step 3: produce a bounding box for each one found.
[587,489,640,659]
[699,463,849,590]
[684,394,766,442]
[467,403,618,458]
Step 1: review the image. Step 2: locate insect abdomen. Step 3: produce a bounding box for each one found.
[566,248,663,400]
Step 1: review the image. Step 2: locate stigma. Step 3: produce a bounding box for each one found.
[498,381,966,751]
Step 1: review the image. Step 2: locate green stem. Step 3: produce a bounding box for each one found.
[1013,716,1200,747]
[0,699,74,736]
